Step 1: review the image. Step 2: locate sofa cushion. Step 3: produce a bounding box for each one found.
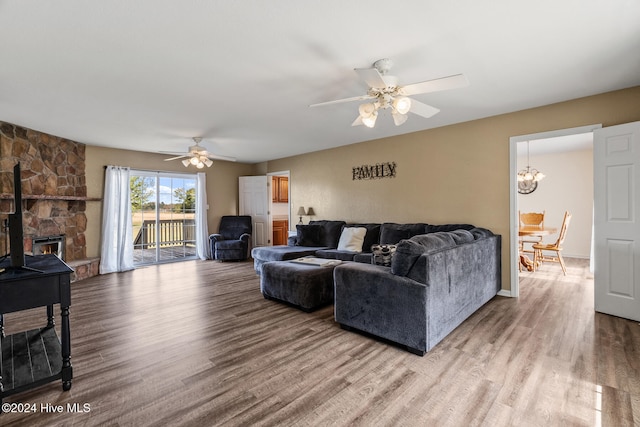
[296,224,323,246]
[371,244,397,267]
[469,227,495,239]
[391,232,457,277]
[425,223,475,233]
[337,227,367,252]
[380,223,428,245]
[309,220,346,247]
[449,229,475,245]
[353,253,373,263]
[347,223,381,252]
[314,249,360,261]
[252,245,327,263]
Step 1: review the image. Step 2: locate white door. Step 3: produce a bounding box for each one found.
[594,121,640,321]
[239,176,269,247]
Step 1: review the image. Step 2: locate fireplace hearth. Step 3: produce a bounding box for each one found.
[32,235,65,260]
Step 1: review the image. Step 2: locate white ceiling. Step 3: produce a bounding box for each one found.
[1,1,639,164]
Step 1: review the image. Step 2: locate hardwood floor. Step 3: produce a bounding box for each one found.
[1,257,638,426]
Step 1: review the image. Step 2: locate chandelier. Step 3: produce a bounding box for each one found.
[517,141,545,183]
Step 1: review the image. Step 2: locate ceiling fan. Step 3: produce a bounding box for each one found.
[162,137,236,168]
[310,58,468,128]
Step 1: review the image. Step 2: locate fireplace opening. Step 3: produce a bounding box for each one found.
[32,235,65,260]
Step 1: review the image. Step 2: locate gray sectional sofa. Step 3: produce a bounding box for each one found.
[251,220,476,273]
[251,220,501,355]
[334,228,501,355]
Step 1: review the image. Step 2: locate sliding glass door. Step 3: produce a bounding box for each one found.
[130,171,198,265]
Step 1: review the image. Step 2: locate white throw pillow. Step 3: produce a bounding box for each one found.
[337,227,367,252]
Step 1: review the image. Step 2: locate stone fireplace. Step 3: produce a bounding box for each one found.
[1,121,98,280]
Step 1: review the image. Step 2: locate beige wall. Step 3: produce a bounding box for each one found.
[85,145,256,258]
[265,86,640,291]
[518,149,593,258]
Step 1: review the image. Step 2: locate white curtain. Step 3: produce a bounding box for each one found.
[99,166,134,274]
[195,172,210,260]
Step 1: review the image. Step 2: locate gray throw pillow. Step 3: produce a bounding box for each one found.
[296,224,323,246]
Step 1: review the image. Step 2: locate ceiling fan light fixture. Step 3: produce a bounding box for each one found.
[362,111,378,128]
[392,110,408,126]
[203,158,213,167]
[310,59,467,129]
[393,96,412,115]
[196,161,205,169]
[358,102,376,117]
[182,159,191,167]
[190,156,199,165]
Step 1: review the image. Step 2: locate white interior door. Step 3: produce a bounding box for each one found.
[239,176,269,247]
[594,121,640,321]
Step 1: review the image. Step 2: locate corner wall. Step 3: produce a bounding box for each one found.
[265,86,640,292]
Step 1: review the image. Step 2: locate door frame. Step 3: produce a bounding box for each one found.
[508,124,601,297]
[267,170,290,245]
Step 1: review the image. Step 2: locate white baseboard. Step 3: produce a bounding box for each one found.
[497,289,513,298]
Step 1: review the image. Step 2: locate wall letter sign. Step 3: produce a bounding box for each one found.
[352,162,397,180]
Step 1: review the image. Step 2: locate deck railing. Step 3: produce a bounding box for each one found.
[134,219,196,249]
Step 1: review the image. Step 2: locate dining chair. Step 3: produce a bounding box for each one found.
[533,211,572,275]
[519,210,545,254]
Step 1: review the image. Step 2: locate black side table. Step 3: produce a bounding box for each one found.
[0,254,73,410]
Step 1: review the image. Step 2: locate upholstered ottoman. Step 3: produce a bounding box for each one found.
[260,259,339,312]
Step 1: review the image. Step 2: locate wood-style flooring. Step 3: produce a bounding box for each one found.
[1,257,638,426]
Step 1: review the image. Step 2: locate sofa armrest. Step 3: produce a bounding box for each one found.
[209,233,224,243]
[334,263,428,354]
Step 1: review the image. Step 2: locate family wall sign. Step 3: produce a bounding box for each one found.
[352,162,397,180]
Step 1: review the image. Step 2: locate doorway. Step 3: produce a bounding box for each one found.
[268,171,291,246]
[239,172,291,248]
[509,124,601,297]
[130,170,199,265]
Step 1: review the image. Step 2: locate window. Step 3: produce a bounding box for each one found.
[130,171,198,265]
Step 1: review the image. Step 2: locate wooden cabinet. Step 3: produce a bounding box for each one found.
[272,219,289,245]
[272,176,288,203]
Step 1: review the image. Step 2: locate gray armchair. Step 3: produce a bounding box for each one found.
[209,215,252,261]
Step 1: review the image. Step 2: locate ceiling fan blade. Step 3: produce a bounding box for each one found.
[399,74,469,96]
[206,153,237,162]
[310,94,375,107]
[164,155,189,161]
[355,67,387,89]
[351,116,364,126]
[409,99,440,118]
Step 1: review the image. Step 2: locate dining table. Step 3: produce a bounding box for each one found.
[519,225,558,238]
[518,225,558,271]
